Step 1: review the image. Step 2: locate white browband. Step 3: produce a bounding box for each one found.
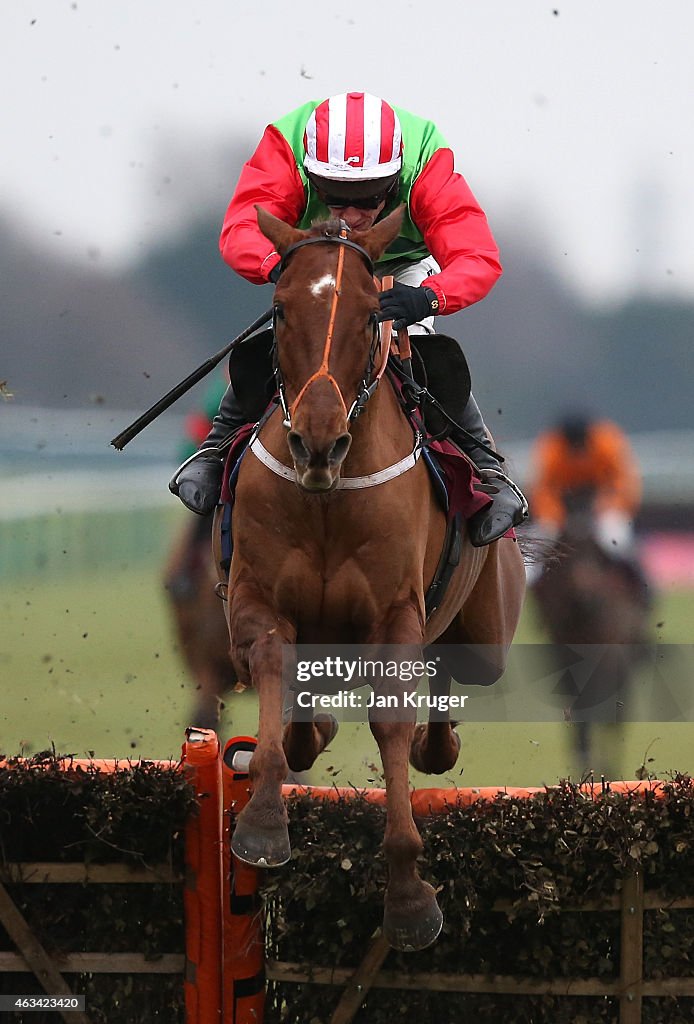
[249,436,422,490]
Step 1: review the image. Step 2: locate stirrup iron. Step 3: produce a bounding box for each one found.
[474,467,529,520]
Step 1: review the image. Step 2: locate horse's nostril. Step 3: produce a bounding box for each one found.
[287,430,310,465]
[329,433,352,466]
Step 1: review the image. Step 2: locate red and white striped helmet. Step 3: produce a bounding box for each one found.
[304,92,403,183]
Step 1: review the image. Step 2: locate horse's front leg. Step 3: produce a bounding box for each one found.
[370,707,443,951]
[368,620,444,951]
[228,585,295,867]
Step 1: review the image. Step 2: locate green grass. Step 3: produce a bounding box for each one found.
[2,566,693,788]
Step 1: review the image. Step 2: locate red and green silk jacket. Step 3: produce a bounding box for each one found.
[219,101,502,316]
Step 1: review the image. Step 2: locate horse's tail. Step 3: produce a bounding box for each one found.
[515,526,566,571]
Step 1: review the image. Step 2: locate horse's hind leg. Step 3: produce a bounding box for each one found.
[282,714,339,773]
[409,666,461,775]
[412,539,525,775]
[409,638,514,775]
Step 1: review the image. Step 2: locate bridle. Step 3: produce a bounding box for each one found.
[271,224,390,430]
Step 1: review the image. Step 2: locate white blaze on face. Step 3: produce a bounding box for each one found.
[310,273,336,298]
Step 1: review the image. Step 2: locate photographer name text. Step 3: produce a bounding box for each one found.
[295,690,468,711]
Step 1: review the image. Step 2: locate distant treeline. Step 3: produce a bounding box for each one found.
[3,211,692,438]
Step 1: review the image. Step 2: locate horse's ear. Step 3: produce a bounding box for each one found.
[356,205,406,262]
[255,206,304,255]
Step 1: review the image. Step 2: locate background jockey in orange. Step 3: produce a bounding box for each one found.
[525,414,652,602]
[529,415,641,552]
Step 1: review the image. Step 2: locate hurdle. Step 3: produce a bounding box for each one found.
[4,738,690,1023]
[219,736,694,1024]
[183,729,225,1022]
[221,738,265,1023]
[0,734,227,1024]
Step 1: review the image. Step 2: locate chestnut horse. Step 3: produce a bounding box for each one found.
[220,206,525,951]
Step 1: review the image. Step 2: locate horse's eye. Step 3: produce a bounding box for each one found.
[274,304,285,323]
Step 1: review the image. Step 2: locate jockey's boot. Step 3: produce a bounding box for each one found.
[169,383,246,515]
[455,394,529,547]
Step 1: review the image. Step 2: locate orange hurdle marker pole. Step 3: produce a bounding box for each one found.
[183,728,225,1023]
[222,737,265,1024]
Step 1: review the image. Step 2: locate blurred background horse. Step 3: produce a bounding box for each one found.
[163,511,236,728]
[163,379,238,728]
[531,480,651,775]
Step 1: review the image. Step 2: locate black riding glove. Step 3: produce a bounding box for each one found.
[268,263,281,284]
[378,283,440,330]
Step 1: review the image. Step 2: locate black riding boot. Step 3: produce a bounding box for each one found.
[169,383,247,515]
[455,394,529,547]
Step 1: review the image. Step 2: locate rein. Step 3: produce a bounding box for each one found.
[273,226,386,429]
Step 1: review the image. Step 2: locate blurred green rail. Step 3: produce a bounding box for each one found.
[0,506,183,580]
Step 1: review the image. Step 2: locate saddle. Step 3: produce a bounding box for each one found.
[227,328,276,423]
[408,334,471,440]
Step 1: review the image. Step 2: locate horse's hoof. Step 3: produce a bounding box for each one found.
[383,889,444,952]
[314,712,339,745]
[231,821,291,868]
[409,723,461,775]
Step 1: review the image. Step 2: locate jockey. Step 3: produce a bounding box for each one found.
[529,415,642,551]
[171,91,528,546]
[526,414,653,603]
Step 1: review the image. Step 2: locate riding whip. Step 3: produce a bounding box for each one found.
[110,308,274,450]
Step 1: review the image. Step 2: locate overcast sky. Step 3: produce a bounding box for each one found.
[4,0,693,303]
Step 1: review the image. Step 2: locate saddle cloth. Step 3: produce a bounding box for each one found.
[424,438,493,523]
[220,423,255,505]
